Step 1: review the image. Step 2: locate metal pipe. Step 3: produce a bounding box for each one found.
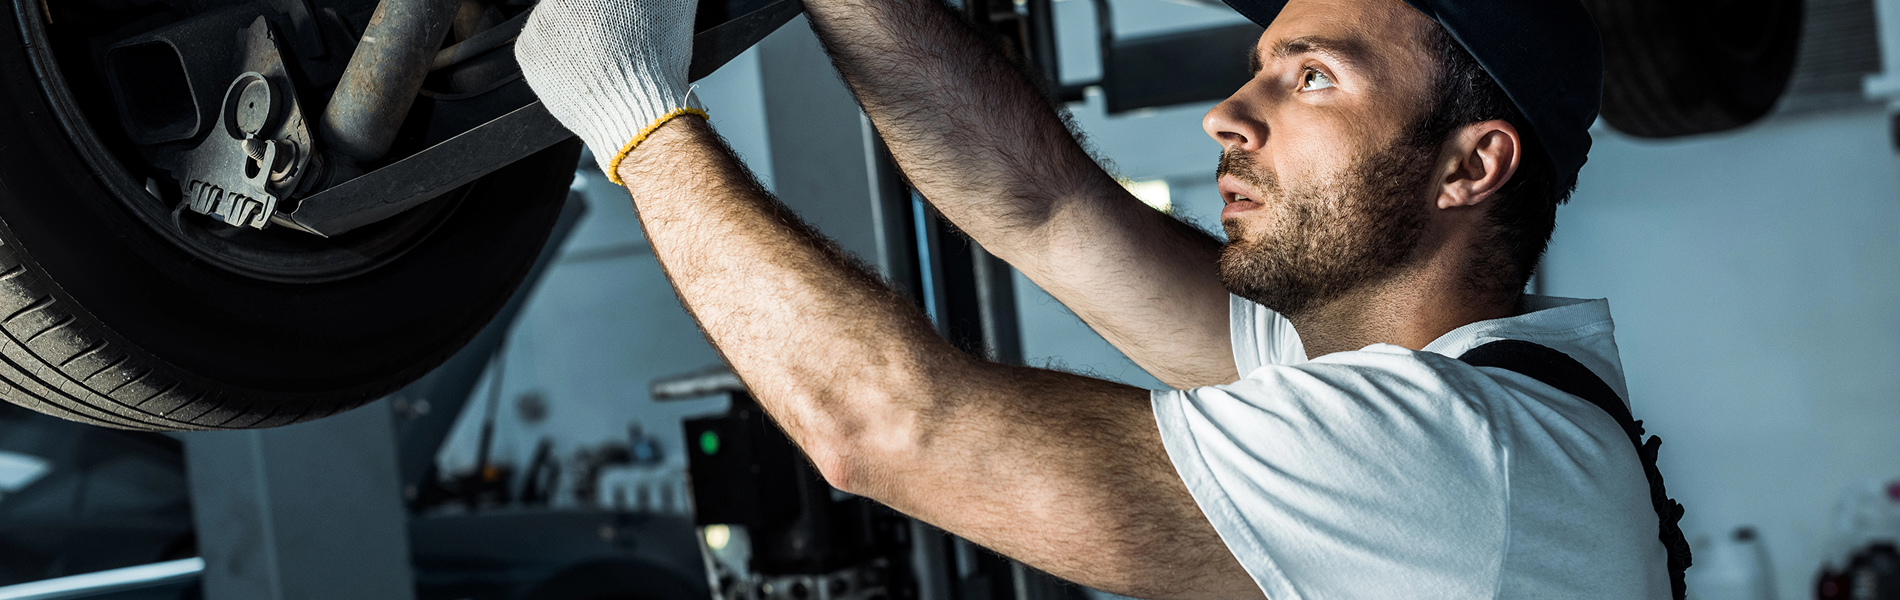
[430,8,528,71]
[318,0,462,164]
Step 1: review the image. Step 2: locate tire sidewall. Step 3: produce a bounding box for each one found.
[0,5,577,419]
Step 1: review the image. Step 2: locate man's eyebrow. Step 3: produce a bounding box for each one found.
[1252,35,1371,74]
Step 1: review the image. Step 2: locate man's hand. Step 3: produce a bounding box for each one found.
[515,0,706,182]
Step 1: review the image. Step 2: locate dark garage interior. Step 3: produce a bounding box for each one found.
[0,0,1897,598]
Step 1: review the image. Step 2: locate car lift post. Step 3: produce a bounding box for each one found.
[182,400,418,600]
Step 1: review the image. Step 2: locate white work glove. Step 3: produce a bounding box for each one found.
[516,0,705,184]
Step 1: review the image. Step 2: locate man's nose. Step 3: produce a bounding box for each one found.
[1203,90,1269,153]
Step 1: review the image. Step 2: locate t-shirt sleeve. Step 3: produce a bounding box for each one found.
[1151,348,1512,600]
[1229,294,1305,373]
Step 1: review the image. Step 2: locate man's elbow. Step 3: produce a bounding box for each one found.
[788,386,935,499]
[767,342,975,501]
[805,437,869,495]
[804,434,910,502]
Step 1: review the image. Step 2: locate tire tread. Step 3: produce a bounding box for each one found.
[0,266,238,429]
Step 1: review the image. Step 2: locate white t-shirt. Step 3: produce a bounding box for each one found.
[1151,295,1670,599]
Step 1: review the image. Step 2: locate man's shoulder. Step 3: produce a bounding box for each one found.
[1208,345,1521,458]
[1158,343,1516,599]
[1214,331,1635,494]
[1423,294,1631,408]
[1227,293,1631,406]
[1184,296,1659,599]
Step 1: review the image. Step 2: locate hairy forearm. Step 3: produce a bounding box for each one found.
[796,0,1238,388]
[618,116,963,473]
[799,0,1122,251]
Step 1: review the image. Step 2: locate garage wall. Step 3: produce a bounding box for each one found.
[1544,106,1900,600]
[436,2,1900,597]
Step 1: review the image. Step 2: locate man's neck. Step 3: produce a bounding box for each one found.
[1288,269,1520,359]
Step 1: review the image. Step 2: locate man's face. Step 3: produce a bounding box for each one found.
[1204,0,1445,317]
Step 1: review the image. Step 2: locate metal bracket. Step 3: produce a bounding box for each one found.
[275,100,570,237]
[170,17,316,229]
[128,0,805,238]
[689,0,805,80]
[276,0,806,238]
[104,5,279,146]
[180,113,281,228]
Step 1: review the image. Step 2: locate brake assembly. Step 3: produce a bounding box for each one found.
[170,17,316,229]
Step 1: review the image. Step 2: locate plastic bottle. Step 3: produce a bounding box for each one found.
[1816,479,1900,600]
[1689,526,1777,600]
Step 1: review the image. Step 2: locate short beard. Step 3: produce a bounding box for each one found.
[1216,139,1438,318]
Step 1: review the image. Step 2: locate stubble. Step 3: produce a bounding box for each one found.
[1215,140,1438,318]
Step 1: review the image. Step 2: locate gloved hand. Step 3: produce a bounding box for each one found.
[515,0,706,184]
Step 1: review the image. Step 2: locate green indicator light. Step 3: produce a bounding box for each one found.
[699,430,721,455]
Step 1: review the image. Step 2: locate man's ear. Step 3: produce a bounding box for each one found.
[1436,120,1520,210]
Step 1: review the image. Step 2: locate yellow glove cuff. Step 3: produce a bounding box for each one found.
[605,107,711,185]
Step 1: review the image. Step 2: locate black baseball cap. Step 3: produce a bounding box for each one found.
[1220,0,1603,193]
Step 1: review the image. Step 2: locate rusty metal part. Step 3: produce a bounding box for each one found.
[278,0,806,237]
[451,0,503,42]
[431,8,527,71]
[318,0,462,164]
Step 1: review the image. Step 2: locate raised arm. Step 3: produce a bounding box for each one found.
[800,0,1239,387]
[621,116,1261,600]
[515,5,1260,594]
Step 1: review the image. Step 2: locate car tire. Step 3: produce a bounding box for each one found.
[1585,0,1805,138]
[0,3,582,431]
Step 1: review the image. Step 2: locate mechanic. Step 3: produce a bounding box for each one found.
[515,0,1690,596]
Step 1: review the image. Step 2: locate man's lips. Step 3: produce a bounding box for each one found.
[1218,175,1260,205]
[1219,176,1263,217]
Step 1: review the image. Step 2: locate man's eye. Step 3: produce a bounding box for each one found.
[1300,68,1335,91]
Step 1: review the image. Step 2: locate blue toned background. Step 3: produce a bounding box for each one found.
[435,1,1899,598]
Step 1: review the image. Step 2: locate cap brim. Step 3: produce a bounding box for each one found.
[1218,0,1287,29]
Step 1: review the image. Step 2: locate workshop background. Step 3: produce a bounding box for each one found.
[0,0,1895,598]
[442,0,1900,597]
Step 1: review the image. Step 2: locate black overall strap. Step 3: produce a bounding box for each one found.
[1458,340,1692,600]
